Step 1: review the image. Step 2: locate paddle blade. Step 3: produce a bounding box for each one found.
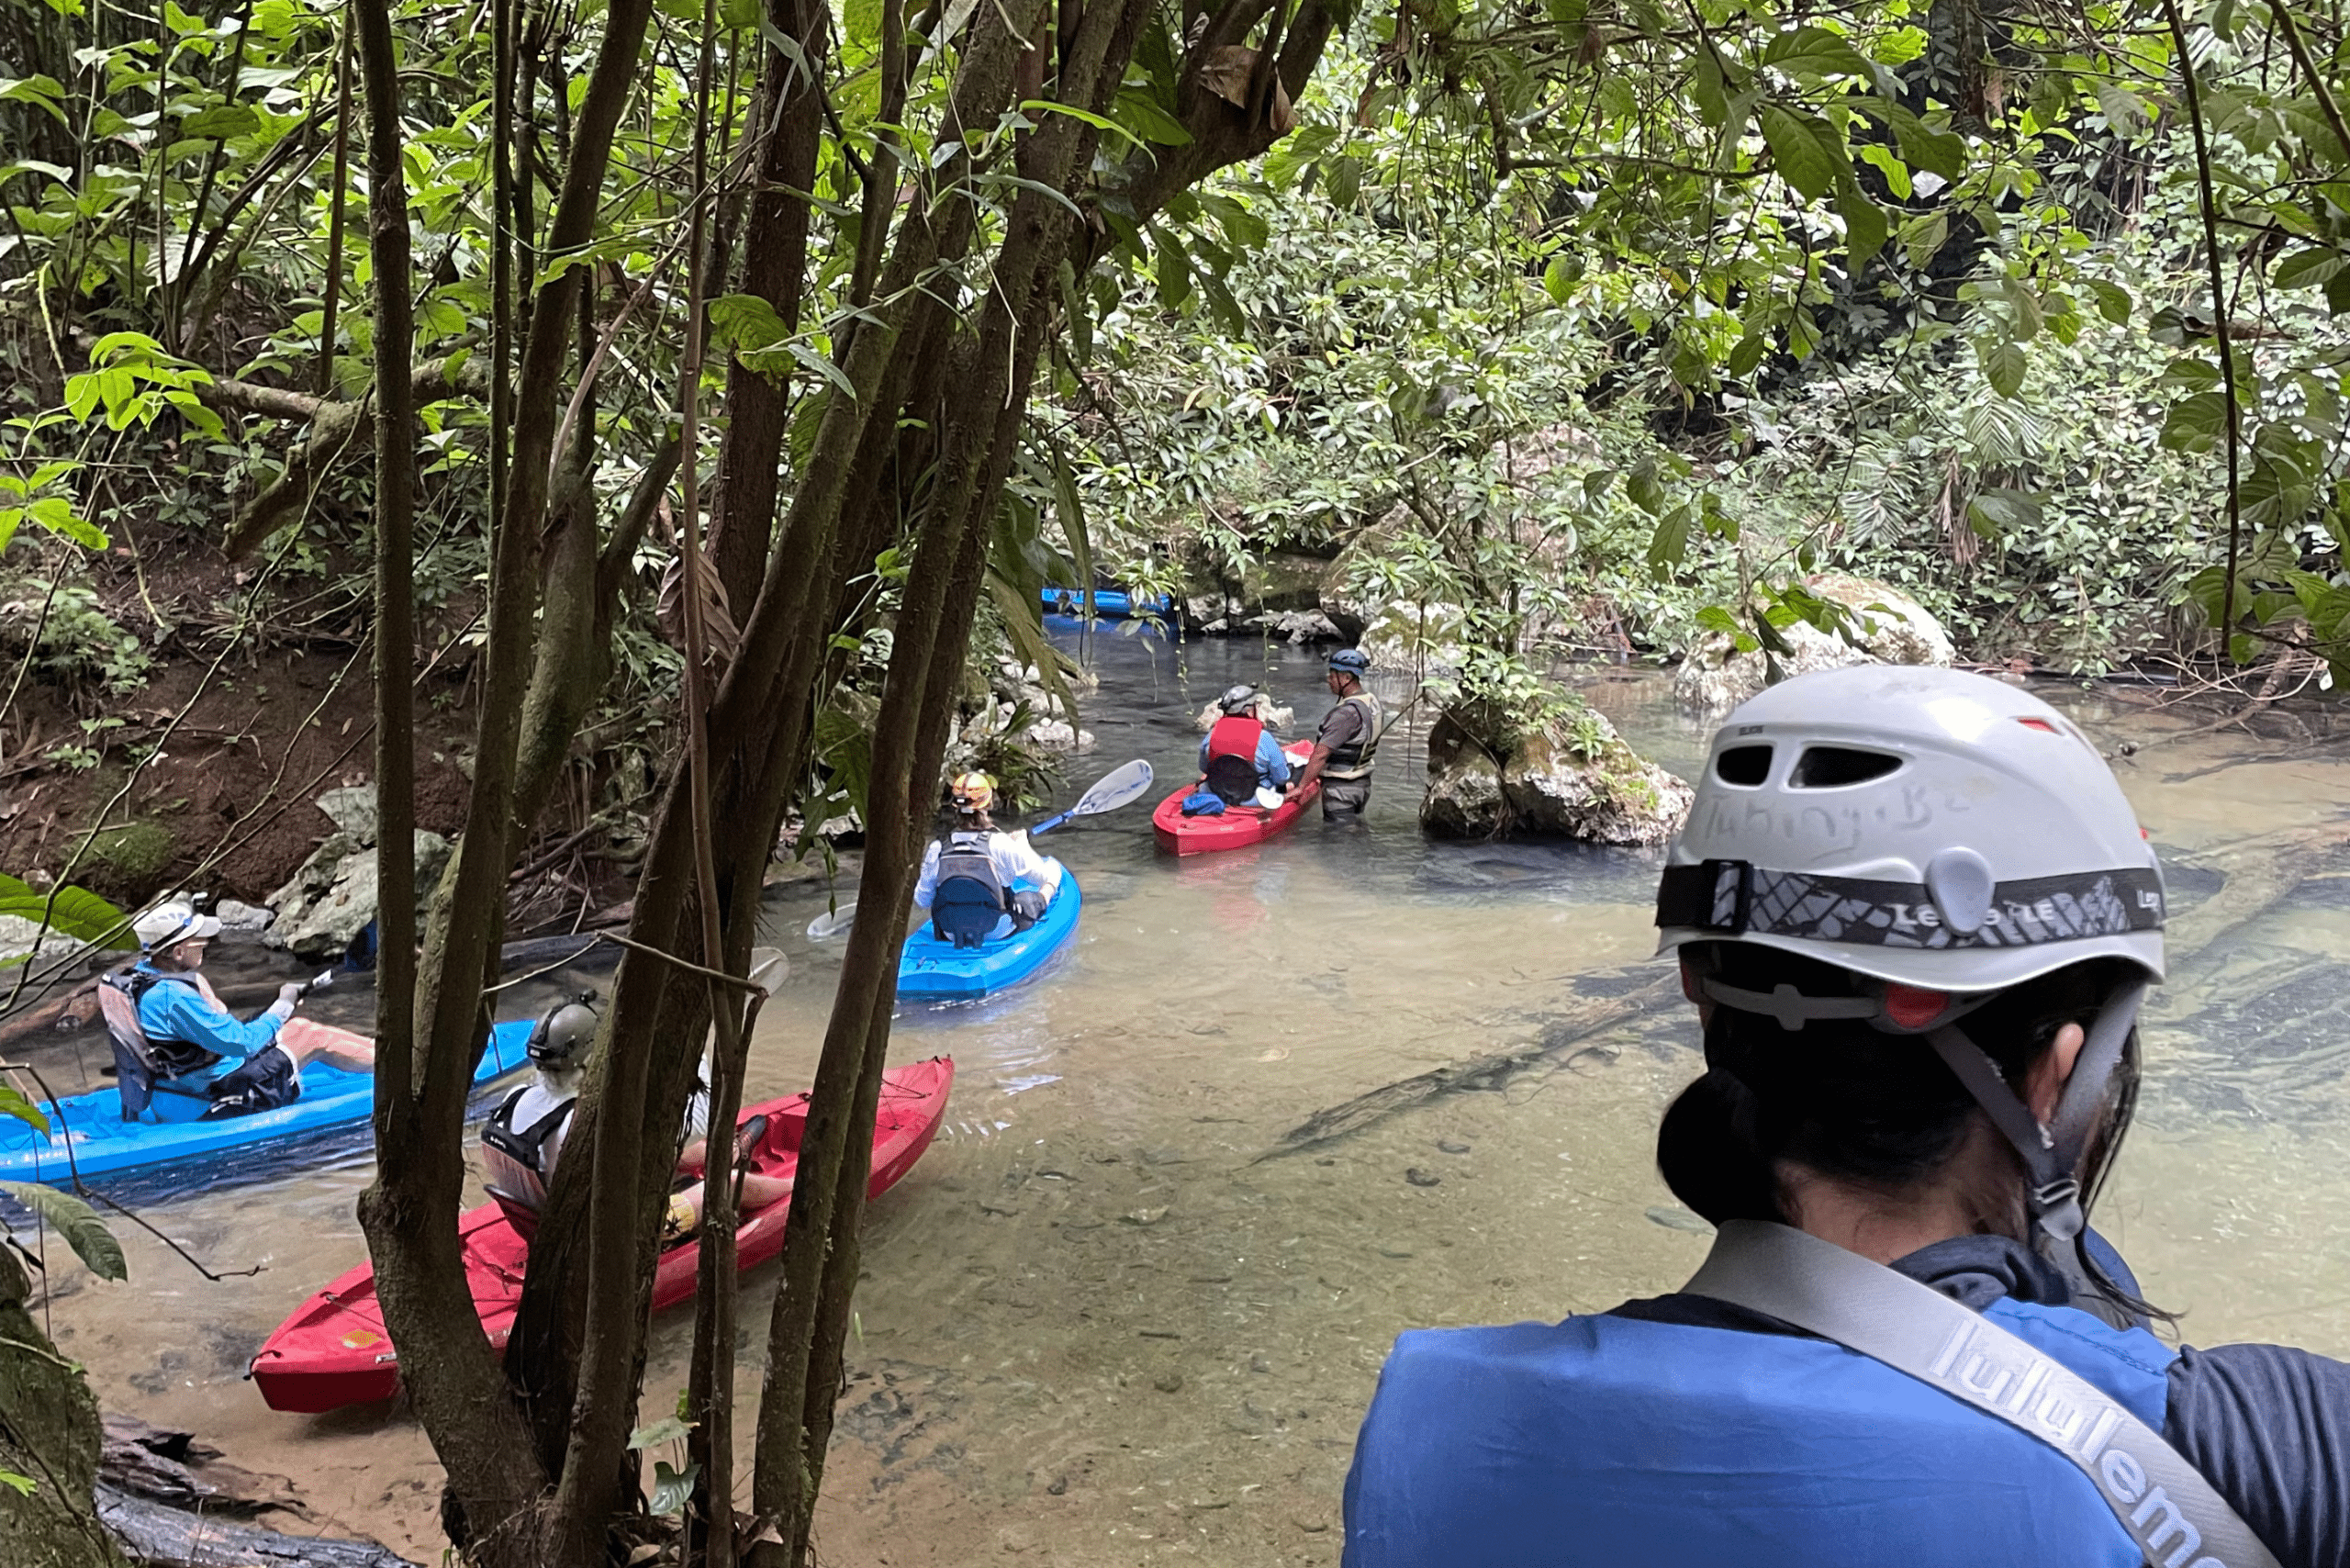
[1069,758,1154,816]
[747,946,788,993]
[806,902,856,941]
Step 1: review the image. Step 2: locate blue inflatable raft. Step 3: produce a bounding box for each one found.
[0,1018,534,1188]
[898,868,1082,1002]
[1039,587,1168,620]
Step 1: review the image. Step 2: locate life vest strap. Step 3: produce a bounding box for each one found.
[1684,1220,2280,1568]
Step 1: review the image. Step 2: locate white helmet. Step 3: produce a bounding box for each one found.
[135,901,222,952]
[1656,666,2165,1248]
[1657,665,2163,993]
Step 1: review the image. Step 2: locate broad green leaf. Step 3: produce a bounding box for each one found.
[0,1182,126,1281]
[0,1087,49,1135]
[2087,279,2133,325]
[2158,391,2230,454]
[1885,106,1965,181]
[650,1459,698,1516]
[1626,458,1665,515]
[1760,105,1840,202]
[1114,86,1192,147]
[1762,25,1871,78]
[180,104,258,140]
[1838,187,1887,266]
[1977,335,2027,398]
[1726,327,1768,379]
[1541,256,1575,307]
[1858,142,1910,199]
[2095,82,2149,133]
[0,879,132,946]
[629,1417,691,1450]
[1967,487,2043,536]
[1695,604,1742,636]
[2273,247,2344,290]
[1646,503,1693,577]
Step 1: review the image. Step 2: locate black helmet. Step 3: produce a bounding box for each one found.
[527,1002,599,1069]
[1217,684,1259,715]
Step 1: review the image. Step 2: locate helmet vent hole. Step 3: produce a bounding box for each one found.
[1790,746,1903,788]
[1714,745,1774,786]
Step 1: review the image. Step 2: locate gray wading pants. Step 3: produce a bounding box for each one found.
[1322,777,1371,819]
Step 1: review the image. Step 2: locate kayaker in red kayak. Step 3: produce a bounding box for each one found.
[912,773,1062,946]
[1192,686,1292,810]
[1286,648,1382,821]
[481,999,791,1238]
[99,901,376,1119]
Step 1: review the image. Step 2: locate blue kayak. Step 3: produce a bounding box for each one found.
[1039,587,1168,620]
[0,1019,533,1189]
[898,869,1082,1002]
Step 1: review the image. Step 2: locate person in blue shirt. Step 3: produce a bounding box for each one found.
[106,902,375,1117]
[1343,667,2349,1568]
[1196,685,1292,807]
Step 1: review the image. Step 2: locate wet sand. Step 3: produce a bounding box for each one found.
[21,647,2350,1565]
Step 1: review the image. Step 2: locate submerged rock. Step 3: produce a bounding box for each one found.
[1422,700,1691,845]
[1674,575,1954,710]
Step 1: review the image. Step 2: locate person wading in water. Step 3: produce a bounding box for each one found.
[1287,648,1382,822]
[1343,666,2347,1567]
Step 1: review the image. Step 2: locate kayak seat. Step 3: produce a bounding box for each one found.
[485,1182,543,1242]
[1203,753,1260,807]
[931,876,1006,950]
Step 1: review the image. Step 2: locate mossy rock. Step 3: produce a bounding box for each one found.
[78,821,175,894]
[1423,700,1691,845]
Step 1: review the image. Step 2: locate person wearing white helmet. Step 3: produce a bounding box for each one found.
[1192,685,1292,810]
[1343,666,2347,1567]
[101,901,375,1119]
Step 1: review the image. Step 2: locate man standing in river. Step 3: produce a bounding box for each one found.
[1288,648,1382,821]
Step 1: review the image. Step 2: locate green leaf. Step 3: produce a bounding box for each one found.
[0,879,132,946]
[0,1183,126,1281]
[1646,504,1694,577]
[1695,604,1742,636]
[1760,105,1841,202]
[1726,327,1768,379]
[629,1417,691,1450]
[2087,279,2133,325]
[179,104,259,140]
[1976,335,2026,398]
[1541,256,1575,307]
[0,1086,49,1136]
[1837,186,1887,266]
[1692,50,1728,128]
[1762,25,1871,78]
[1626,457,1666,515]
[650,1459,698,1516]
[1966,487,2044,536]
[0,1471,30,1496]
[1886,107,1965,181]
[2095,82,2150,132]
[1018,99,1142,151]
[2273,246,2344,290]
[2158,391,2230,454]
[1901,210,1949,270]
[1858,142,1911,199]
[1113,86,1192,147]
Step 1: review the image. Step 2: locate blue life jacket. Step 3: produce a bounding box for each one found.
[1342,1296,2178,1567]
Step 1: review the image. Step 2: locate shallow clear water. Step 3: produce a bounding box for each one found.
[19,639,2350,1565]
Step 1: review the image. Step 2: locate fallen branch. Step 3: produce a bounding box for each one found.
[203,353,488,558]
[1257,972,1674,1160]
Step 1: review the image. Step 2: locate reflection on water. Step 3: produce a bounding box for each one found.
[20,644,2350,1565]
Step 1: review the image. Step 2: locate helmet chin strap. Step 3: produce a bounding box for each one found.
[1921,980,2149,1246]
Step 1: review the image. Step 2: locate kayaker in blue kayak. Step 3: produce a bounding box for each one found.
[1194,686,1292,809]
[98,902,376,1120]
[1286,648,1382,821]
[481,999,789,1238]
[912,773,1062,947]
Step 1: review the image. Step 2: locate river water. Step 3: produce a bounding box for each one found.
[18,634,2350,1565]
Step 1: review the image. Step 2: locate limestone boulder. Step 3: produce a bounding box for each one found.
[1422,700,1691,845]
[1674,575,1954,711]
[267,826,452,960]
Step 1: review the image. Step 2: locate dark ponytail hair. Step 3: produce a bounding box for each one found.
[1659,944,2154,1314]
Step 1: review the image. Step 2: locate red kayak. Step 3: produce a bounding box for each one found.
[1152,740,1319,855]
[250,1057,954,1414]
